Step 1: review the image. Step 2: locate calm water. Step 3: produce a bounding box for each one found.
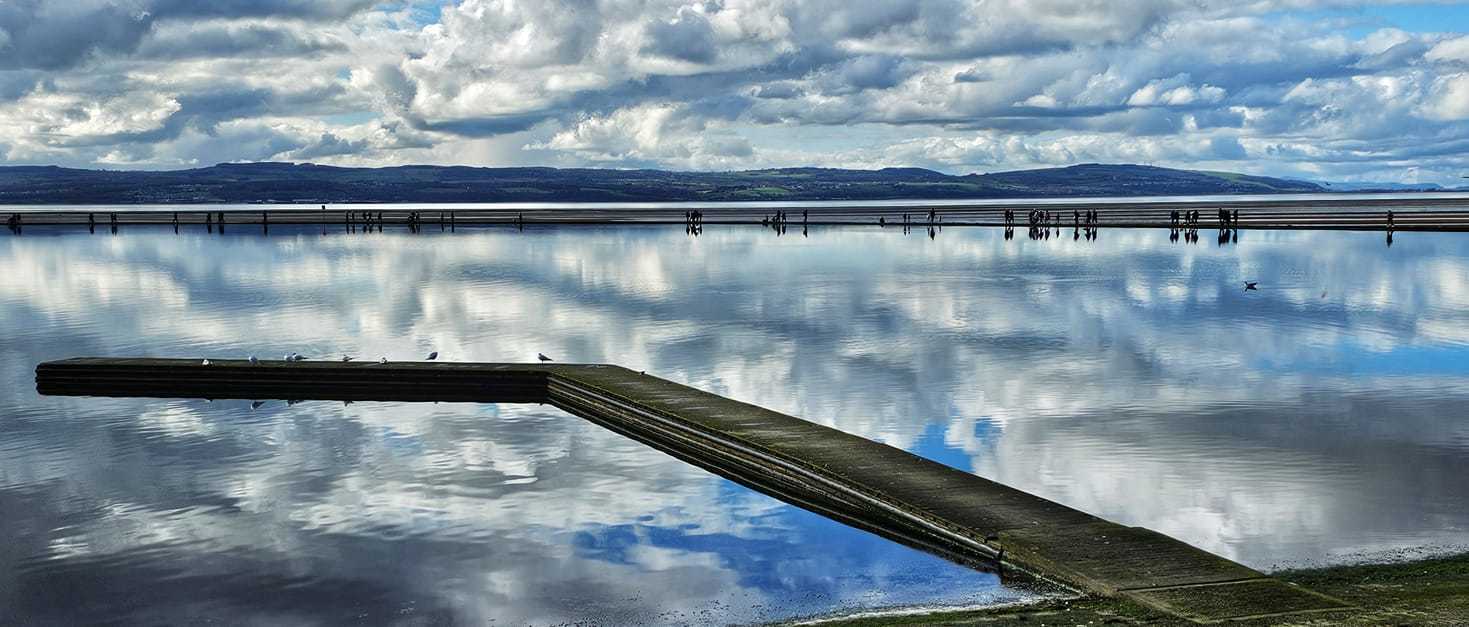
[3,222,1468,623]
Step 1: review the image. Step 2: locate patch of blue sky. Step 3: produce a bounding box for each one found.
[912,420,993,475]
[1254,343,1469,378]
[569,475,1006,599]
[1282,3,1469,38]
[375,0,450,29]
[323,112,381,127]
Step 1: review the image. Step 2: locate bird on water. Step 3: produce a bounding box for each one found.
[202,359,211,365]
[341,355,353,362]
[248,355,258,365]
[426,351,438,360]
[251,401,265,410]
[538,353,553,362]
[379,357,388,364]
[1244,281,1259,291]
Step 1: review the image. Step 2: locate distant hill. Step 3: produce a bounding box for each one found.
[0,162,1326,204]
[1319,181,1446,192]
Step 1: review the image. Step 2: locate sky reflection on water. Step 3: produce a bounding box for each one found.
[2,223,1468,622]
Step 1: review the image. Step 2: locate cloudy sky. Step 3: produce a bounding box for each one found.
[2,1,1468,183]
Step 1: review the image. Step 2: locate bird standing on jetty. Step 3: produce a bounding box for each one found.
[538,353,553,362]
[426,351,438,361]
[1244,281,1259,291]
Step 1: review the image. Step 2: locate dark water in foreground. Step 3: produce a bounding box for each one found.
[2,224,1467,623]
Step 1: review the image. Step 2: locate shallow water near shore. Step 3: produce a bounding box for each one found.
[2,223,1467,623]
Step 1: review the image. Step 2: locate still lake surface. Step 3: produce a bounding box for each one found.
[2,219,1467,623]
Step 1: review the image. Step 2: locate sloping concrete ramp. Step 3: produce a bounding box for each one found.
[37,358,1348,622]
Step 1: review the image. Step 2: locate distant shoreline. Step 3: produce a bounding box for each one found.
[3,190,1468,211]
[14,162,1451,205]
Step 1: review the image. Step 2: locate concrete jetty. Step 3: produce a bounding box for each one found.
[37,358,1348,622]
[6,195,1469,232]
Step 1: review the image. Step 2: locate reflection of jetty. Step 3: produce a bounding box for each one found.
[5,196,1469,231]
[38,358,1347,622]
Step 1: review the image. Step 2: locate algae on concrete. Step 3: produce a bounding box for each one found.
[810,551,1469,626]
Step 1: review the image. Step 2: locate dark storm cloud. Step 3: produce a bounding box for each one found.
[826,55,910,92]
[413,114,549,138]
[169,86,348,135]
[148,0,381,21]
[0,70,42,101]
[284,131,368,159]
[780,0,1175,60]
[0,0,376,72]
[643,10,717,63]
[952,68,991,83]
[134,23,348,60]
[0,1,156,70]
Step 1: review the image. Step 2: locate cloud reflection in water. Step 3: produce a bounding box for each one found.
[2,224,1468,621]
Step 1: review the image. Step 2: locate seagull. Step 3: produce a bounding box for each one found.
[426,351,438,361]
[287,399,301,406]
[250,400,265,410]
[537,353,553,362]
[202,359,211,365]
[379,357,388,364]
[248,355,258,365]
[341,355,353,362]
[1244,281,1259,291]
